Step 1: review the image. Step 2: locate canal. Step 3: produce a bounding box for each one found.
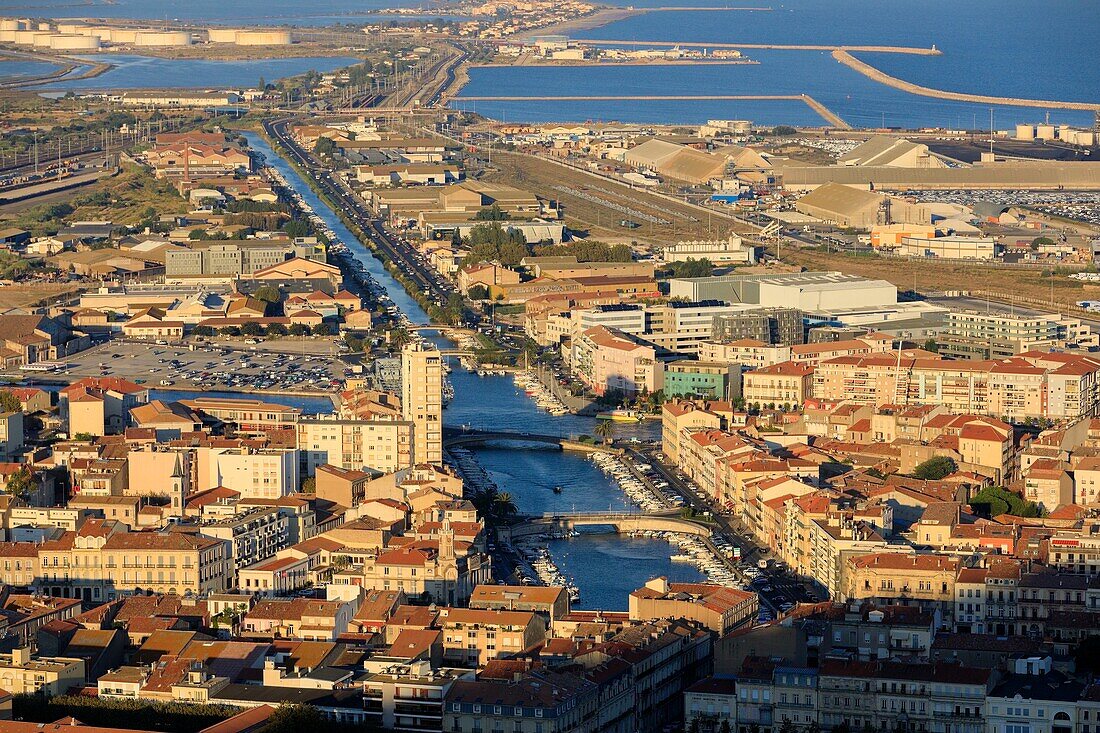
[251,131,704,610]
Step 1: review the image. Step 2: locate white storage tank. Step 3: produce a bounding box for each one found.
[49,33,101,50]
[12,29,39,44]
[207,27,239,42]
[1014,123,1035,140]
[36,22,50,31]
[57,22,87,34]
[133,30,191,46]
[1036,124,1056,141]
[234,29,292,45]
[32,32,57,47]
[0,18,27,31]
[0,30,15,42]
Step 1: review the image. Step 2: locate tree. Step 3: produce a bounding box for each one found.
[191,325,214,337]
[312,323,334,336]
[240,321,264,337]
[923,337,940,353]
[664,258,714,278]
[266,323,288,336]
[314,137,337,157]
[780,719,797,733]
[1031,236,1055,251]
[772,125,798,135]
[467,284,489,301]
[689,718,702,733]
[282,219,311,238]
[220,326,241,337]
[253,285,281,305]
[300,476,315,493]
[288,323,311,336]
[969,485,1042,518]
[719,722,732,733]
[594,419,615,445]
[493,491,518,522]
[259,704,327,733]
[5,466,34,499]
[0,390,22,413]
[912,455,957,480]
[474,203,510,221]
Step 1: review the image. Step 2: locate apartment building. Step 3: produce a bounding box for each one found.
[198,506,289,571]
[629,577,757,635]
[844,553,959,610]
[401,341,443,466]
[445,670,598,733]
[572,325,662,397]
[711,307,805,345]
[938,311,1094,360]
[13,523,233,601]
[193,446,298,500]
[698,339,794,370]
[297,416,414,476]
[437,607,547,666]
[661,400,736,465]
[0,647,85,695]
[164,240,321,280]
[743,362,816,410]
[812,352,1100,421]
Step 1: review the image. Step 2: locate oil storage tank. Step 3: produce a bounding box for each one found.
[234,30,292,45]
[206,27,239,42]
[49,33,101,50]
[134,30,192,46]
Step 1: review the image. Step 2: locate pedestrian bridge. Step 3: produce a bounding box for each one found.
[503,511,712,540]
[443,428,615,453]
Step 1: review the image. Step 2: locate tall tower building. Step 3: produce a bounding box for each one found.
[401,340,443,465]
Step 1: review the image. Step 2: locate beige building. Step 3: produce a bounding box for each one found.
[628,577,757,635]
[661,400,735,464]
[298,416,414,477]
[0,647,84,695]
[402,341,443,465]
[742,361,816,410]
[437,607,547,667]
[844,552,958,607]
[15,522,233,602]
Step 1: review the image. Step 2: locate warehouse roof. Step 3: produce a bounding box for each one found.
[797,182,883,216]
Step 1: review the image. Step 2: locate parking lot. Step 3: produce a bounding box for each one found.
[54,340,351,393]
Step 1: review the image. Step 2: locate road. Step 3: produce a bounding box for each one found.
[262,117,456,308]
[629,445,820,616]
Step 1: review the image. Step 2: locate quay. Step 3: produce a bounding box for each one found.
[582,38,942,54]
[452,93,851,128]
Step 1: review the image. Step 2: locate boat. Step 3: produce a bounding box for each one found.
[552,486,563,494]
[595,409,644,422]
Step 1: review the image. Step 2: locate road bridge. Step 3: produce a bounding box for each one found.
[504,511,712,540]
[443,428,614,453]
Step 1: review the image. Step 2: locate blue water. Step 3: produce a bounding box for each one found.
[459,47,1097,128]
[37,54,359,91]
[0,60,62,82]
[455,0,1099,127]
[550,533,706,610]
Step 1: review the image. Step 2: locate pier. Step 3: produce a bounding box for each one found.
[833,49,1100,112]
[452,93,850,128]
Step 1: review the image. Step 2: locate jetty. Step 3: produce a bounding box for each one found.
[833,49,1100,112]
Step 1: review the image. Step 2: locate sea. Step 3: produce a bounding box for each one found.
[7,0,1098,127]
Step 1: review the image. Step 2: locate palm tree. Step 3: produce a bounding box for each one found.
[493,491,518,522]
[594,419,615,445]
